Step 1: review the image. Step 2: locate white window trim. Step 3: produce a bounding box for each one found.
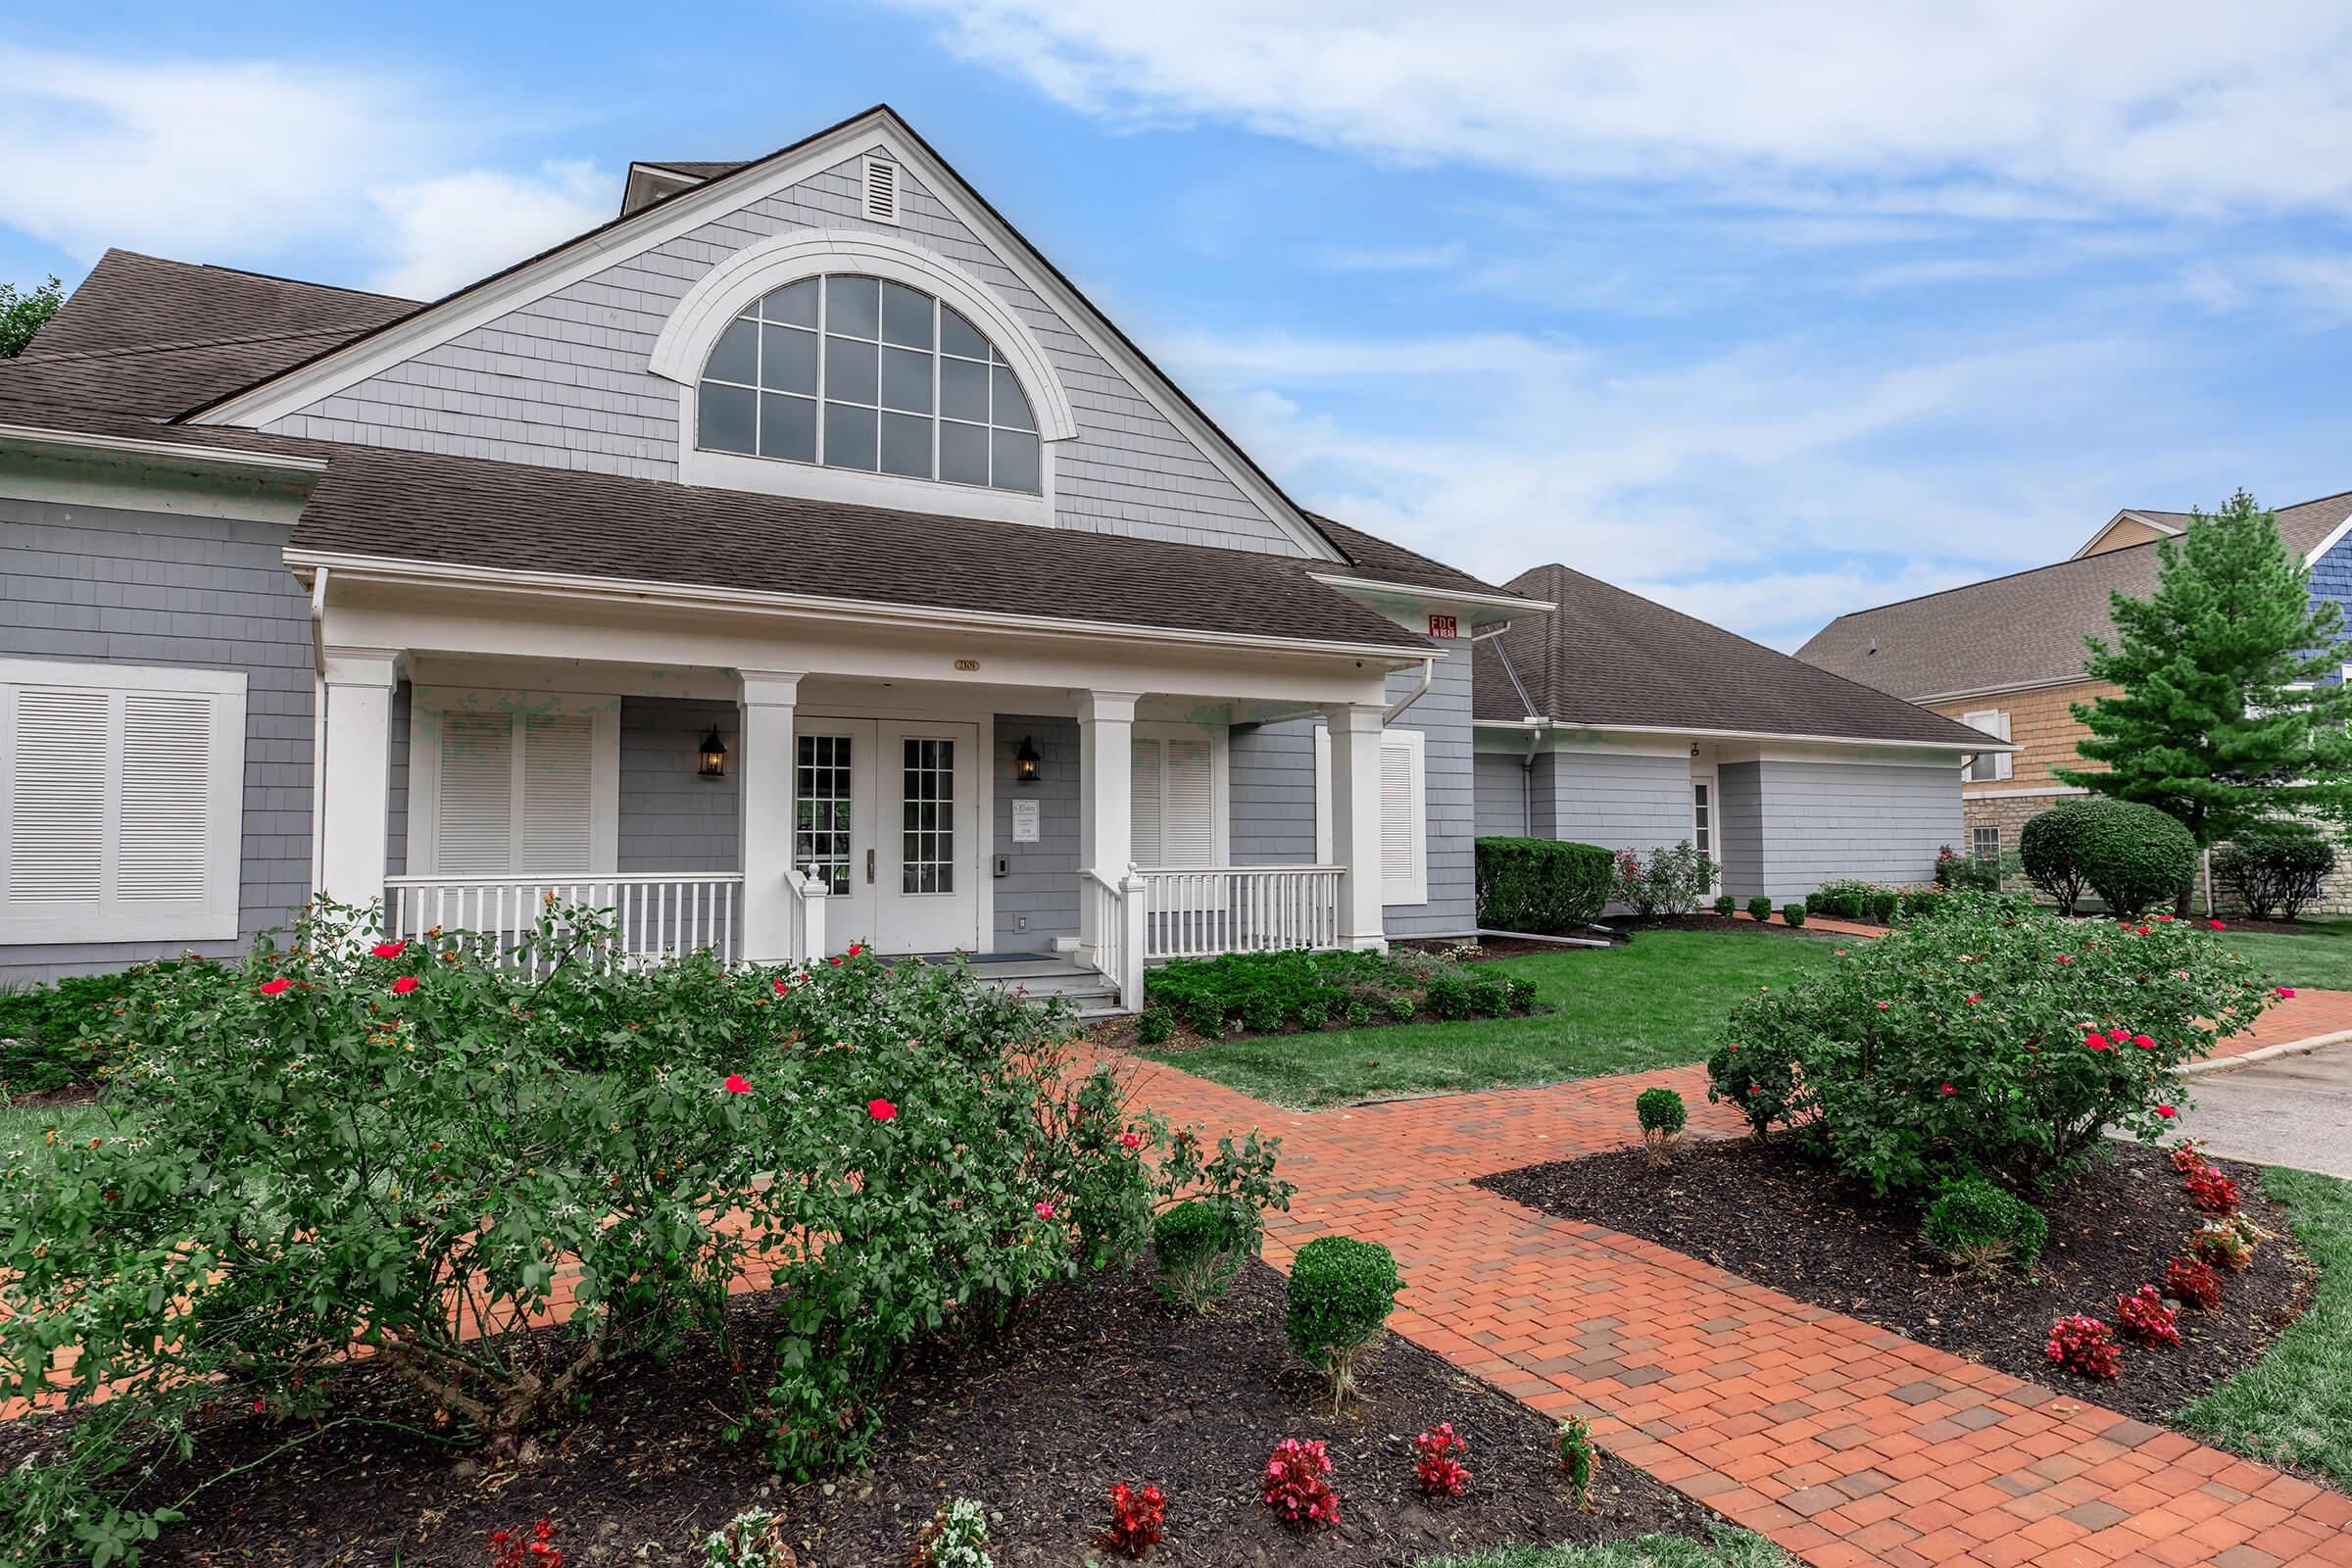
[649,229,1075,527]
[1130,721,1230,868]
[1313,723,1430,906]
[0,659,246,945]
[1960,709,2012,783]
[405,688,620,877]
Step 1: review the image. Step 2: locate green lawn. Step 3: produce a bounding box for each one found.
[1142,929,1841,1108]
[2214,917,2352,990]
[2178,1165,2352,1489]
[1420,1527,1791,1568]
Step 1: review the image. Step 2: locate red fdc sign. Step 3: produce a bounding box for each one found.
[1428,613,1458,640]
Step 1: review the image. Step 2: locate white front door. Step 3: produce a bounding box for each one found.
[1690,762,1721,896]
[792,718,980,955]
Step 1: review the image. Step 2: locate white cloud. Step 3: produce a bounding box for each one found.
[368,162,610,300]
[887,0,2352,216]
[0,49,607,299]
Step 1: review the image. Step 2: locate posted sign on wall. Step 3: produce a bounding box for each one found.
[1428,614,1458,640]
[1011,798,1040,843]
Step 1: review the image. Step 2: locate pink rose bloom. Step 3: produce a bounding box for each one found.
[723,1073,752,1095]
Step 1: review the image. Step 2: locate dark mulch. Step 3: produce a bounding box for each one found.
[1479,1140,2315,1426]
[0,1079,100,1108]
[97,1261,1711,1567]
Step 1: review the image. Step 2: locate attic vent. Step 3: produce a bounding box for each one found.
[862,157,901,224]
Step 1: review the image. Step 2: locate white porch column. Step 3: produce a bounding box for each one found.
[1075,690,1140,954]
[739,670,805,964]
[318,647,400,910]
[1325,702,1388,951]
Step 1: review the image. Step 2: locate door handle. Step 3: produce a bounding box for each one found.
[866,848,876,885]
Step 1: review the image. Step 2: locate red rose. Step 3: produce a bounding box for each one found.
[847,943,865,956]
[774,976,793,995]
[2209,919,2227,930]
[259,977,293,996]
[2276,986,2297,999]
[828,956,843,966]
[868,1098,897,1120]
[1939,1083,1957,1096]
[2155,1104,2178,1118]
[371,940,408,958]
[391,975,418,995]
[724,1073,752,1095]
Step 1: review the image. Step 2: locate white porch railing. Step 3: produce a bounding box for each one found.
[383,873,745,969]
[1079,866,1148,1012]
[783,869,830,966]
[1137,864,1345,961]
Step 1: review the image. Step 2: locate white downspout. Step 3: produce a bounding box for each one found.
[308,567,328,894]
[1383,655,1438,724]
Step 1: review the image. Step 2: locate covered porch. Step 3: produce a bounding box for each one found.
[310,565,1421,1012]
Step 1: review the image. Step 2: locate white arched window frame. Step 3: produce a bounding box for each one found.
[650,229,1077,527]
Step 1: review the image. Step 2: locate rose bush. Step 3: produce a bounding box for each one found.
[0,899,1279,1563]
[1704,897,2276,1195]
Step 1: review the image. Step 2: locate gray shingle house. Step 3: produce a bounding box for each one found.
[0,106,1986,1001]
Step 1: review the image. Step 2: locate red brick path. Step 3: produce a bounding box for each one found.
[1114,1027,2352,1568]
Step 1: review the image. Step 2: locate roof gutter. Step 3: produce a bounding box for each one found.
[286,549,1435,666]
[0,422,328,480]
[1470,716,2014,754]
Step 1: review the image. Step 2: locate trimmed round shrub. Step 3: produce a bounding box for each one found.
[1475,837,1615,933]
[1867,889,1899,924]
[2020,801,2096,915]
[1745,896,1775,923]
[1920,1175,2049,1274]
[1385,994,1417,1023]
[1636,1087,1688,1136]
[1284,1236,1402,1412]
[1468,976,1511,1017]
[1713,894,1736,917]
[1781,902,1807,928]
[1424,973,1473,1021]
[1152,1199,1248,1313]
[2071,798,2197,918]
[1135,1008,1176,1047]
[2214,826,2337,920]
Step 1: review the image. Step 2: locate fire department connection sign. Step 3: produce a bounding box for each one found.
[1429,614,1458,640]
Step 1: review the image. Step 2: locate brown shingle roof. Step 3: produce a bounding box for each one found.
[1476,564,1986,747]
[1304,513,1520,598]
[637,160,753,180]
[1,250,413,418]
[291,444,1431,653]
[1797,490,2352,702]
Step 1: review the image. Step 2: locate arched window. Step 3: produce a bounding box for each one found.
[696,273,1040,495]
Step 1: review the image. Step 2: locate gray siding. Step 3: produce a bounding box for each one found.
[993,717,1078,952]
[1717,761,1766,902]
[1533,749,1691,854]
[1749,760,1960,901]
[0,495,314,982]
[1229,718,1317,863]
[617,697,741,873]
[1474,750,1530,838]
[1384,638,1475,938]
[265,150,1305,556]
[386,679,410,876]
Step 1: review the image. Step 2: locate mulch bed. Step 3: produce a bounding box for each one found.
[1478,1141,2315,1427]
[92,1261,1714,1567]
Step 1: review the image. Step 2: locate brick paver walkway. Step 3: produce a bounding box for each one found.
[1116,1031,2352,1568]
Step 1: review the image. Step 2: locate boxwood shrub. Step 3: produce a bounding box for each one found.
[1920,1174,2048,1274]
[1141,949,1537,1039]
[1283,1235,1402,1412]
[1705,895,2275,1195]
[1781,902,1806,928]
[1475,837,1614,933]
[2213,825,2337,920]
[0,968,159,1096]
[2064,798,2198,918]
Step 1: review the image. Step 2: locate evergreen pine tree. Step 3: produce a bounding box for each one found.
[2054,490,2352,846]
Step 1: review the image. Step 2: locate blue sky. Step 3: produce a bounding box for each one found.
[6,1,2351,647]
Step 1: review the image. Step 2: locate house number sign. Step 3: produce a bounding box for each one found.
[954,659,981,671]
[1428,614,1458,640]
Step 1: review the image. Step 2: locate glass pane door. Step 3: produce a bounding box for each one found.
[796,733,856,895]
[900,737,956,895]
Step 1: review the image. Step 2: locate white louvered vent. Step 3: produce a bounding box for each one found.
[1162,738,1215,867]
[8,688,106,904]
[1130,739,1162,866]
[520,714,595,873]
[116,694,213,902]
[1380,741,1415,884]
[862,157,901,224]
[435,711,514,876]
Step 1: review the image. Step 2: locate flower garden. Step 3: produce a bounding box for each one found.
[0,901,1736,1566]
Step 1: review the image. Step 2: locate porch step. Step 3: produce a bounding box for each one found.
[958,954,1125,1016]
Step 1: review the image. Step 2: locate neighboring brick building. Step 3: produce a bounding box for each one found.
[1796,491,2352,898]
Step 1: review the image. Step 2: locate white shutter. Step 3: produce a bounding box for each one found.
[8,688,106,905]
[1161,738,1215,868]
[1380,729,1428,906]
[0,661,245,944]
[1130,739,1162,867]
[1990,710,2013,781]
[1961,709,2012,783]
[519,714,595,873]
[116,694,215,902]
[434,711,514,875]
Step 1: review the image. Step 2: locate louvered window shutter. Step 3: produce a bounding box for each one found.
[433,711,514,875]
[519,714,595,873]
[1161,738,1215,868]
[1129,739,1163,868]
[1381,742,1414,883]
[0,662,245,943]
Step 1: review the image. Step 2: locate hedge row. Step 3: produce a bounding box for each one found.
[1474,837,1614,933]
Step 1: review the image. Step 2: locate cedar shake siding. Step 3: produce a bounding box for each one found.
[1930,679,2116,798]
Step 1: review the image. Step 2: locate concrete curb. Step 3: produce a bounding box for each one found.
[2184,1027,2352,1077]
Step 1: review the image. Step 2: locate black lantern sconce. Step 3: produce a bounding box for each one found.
[698,726,729,779]
[1014,735,1042,785]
